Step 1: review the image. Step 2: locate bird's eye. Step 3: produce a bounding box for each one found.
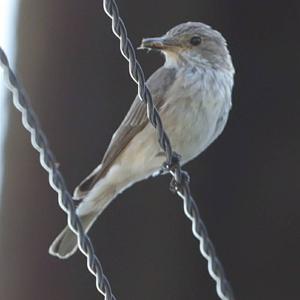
[190,36,202,46]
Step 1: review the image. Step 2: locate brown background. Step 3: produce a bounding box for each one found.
[1,0,300,299]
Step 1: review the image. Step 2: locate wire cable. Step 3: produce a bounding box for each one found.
[102,1,235,299]
[0,47,116,300]
[0,1,235,298]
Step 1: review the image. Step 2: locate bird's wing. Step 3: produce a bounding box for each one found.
[74,66,176,199]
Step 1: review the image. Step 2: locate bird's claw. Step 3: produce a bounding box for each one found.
[161,152,182,173]
[169,170,190,193]
[160,152,190,193]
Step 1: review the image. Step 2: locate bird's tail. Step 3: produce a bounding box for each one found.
[49,182,117,259]
[48,212,98,259]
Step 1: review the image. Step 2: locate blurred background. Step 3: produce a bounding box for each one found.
[0,1,300,299]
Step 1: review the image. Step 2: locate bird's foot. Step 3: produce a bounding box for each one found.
[161,152,182,173]
[169,170,190,193]
[160,152,190,193]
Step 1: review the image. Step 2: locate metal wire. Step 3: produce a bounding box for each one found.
[0,2,235,299]
[102,1,235,299]
[0,47,116,300]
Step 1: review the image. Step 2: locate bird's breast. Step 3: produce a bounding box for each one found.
[160,67,233,163]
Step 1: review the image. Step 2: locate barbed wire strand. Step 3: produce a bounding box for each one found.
[102,1,235,299]
[0,47,116,300]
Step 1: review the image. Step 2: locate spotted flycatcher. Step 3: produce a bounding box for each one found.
[49,22,235,258]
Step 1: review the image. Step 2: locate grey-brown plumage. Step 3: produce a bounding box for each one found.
[74,67,177,199]
[49,22,235,259]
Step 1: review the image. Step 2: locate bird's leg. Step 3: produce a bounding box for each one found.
[160,152,190,193]
[169,170,190,194]
[160,151,181,173]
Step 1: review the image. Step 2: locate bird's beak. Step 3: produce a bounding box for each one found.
[139,36,175,51]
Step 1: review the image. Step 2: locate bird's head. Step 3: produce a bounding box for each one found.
[140,22,233,71]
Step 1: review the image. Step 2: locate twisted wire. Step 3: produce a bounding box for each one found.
[102,1,235,299]
[0,47,116,300]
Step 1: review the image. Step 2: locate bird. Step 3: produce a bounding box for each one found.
[49,22,235,259]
